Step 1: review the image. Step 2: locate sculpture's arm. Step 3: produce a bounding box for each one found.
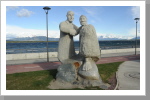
[59,22,78,36]
[59,22,70,34]
[73,25,79,36]
[76,26,82,35]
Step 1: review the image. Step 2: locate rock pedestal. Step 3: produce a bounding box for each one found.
[55,57,104,88]
[78,58,101,80]
[56,63,77,83]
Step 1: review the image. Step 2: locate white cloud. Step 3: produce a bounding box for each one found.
[17,9,34,17]
[82,7,102,23]
[128,28,140,36]
[6,25,60,38]
[83,7,97,16]
[74,11,81,17]
[6,6,19,11]
[131,6,140,18]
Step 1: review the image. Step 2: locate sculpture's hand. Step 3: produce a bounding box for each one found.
[69,29,77,36]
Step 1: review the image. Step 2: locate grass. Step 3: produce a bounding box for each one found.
[6,70,57,90]
[97,62,123,83]
[6,61,123,90]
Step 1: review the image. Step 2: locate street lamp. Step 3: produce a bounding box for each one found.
[134,18,140,55]
[43,6,51,62]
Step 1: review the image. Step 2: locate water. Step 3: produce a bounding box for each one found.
[6,40,140,54]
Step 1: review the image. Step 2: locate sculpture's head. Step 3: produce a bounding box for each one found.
[79,15,87,26]
[66,11,74,23]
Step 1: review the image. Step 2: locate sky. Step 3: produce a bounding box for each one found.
[6,6,140,40]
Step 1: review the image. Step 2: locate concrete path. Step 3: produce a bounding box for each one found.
[117,60,140,90]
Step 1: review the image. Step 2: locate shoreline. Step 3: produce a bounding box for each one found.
[6,39,140,43]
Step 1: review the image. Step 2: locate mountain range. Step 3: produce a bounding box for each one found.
[6,36,140,41]
[97,36,140,40]
[7,36,59,41]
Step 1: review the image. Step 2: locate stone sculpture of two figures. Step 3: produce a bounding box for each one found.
[50,11,107,89]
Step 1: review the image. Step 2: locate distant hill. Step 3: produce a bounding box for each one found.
[98,36,125,40]
[98,36,140,40]
[131,36,140,40]
[7,36,59,41]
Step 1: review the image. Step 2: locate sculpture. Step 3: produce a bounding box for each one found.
[56,11,80,83]
[78,15,101,80]
[58,11,78,63]
[50,12,107,89]
[78,15,101,62]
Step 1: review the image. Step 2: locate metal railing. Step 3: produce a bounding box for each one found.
[6,48,58,54]
[6,45,140,54]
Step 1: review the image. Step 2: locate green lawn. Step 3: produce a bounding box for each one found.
[6,61,123,90]
[97,62,123,83]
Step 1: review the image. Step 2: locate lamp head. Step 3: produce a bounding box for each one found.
[43,6,51,14]
[134,18,140,21]
[134,18,140,23]
[43,6,51,10]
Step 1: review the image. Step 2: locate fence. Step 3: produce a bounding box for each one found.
[6,45,140,54]
[6,48,140,60]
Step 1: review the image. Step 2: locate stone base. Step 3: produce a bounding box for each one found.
[48,79,110,90]
[54,57,107,89]
[56,63,77,83]
[76,75,103,87]
[78,58,101,80]
[48,79,84,90]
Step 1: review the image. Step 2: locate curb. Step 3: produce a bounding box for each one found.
[114,62,123,90]
[114,62,124,90]
[114,71,119,90]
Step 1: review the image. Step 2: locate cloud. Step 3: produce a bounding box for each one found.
[128,28,140,37]
[83,7,97,16]
[131,6,140,18]
[17,9,34,17]
[74,11,81,17]
[6,25,60,39]
[6,6,19,11]
[82,7,102,23]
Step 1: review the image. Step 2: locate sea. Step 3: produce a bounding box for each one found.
[6,40,140,54]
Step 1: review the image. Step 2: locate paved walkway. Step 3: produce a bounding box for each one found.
[117,60,140,90]
[6,54,140,74]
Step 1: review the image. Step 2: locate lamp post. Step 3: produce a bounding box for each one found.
[43,6,51,62]
[134,18,140,55]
